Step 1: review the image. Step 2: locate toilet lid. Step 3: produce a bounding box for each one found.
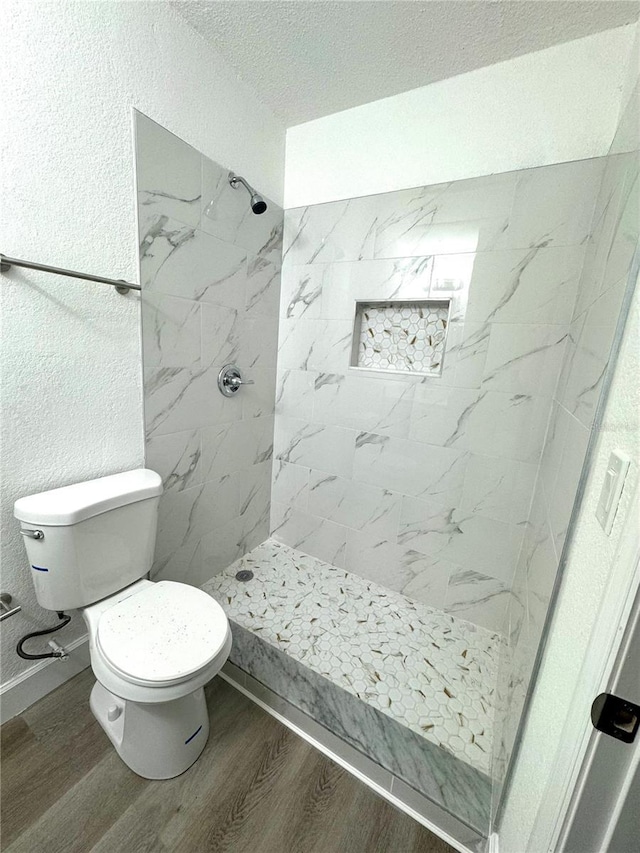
[96,581,230,684]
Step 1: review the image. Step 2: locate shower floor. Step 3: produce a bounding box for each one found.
[204,538,502,778]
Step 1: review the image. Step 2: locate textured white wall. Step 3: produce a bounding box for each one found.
[0,0,284,687]
[284,26,635,208]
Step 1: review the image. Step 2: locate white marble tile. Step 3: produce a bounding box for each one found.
[459,455,537,526]
[275,369,316,419]
[151,537,201,585]
[399,552,456,611]
[557,276,628,429]
[398,496,521,584]
[145,429,202,493]
[271,507,348,567]
[379,218,511,259]
[443,515,522,585]
[144,366,238,437]
[283,196,378,265]
[572,153,639,318]
[440,321,491,390]
[495,158,605,250]
[200,517,246,578]
[504,572,526,650]
[241,367,277,419]
[313,373,415,438]
[408,386,485,448]
[140,216,248,308]
[545,413,590,557]
[435,390,552,464]
[464,246,585,326]
[269,499,289,532]
[245,256,281,318]
[395,497,463,558]
[318,257,436,322]
[307,472,402,538]
[237,502,271,557]
[135,112,201,228]
[201,155,284,262]
[410,384,551,463]
[481,324,568,397]
[353,432,467,505]
[344,532,417,591]
[277,318,353,372]
[444,570,510,634]
[200,154,248,243]
[609,81,639,156]
[201,416,273,481]
[373,173,517,259]
[539,401,570,499]
[141,294,201,373]
[594,161,638,301]
[344,531,454,610]
[274,417,356,478]
[154,475,238,560]
[236,460,272,526]
[200,303,241,367]
[279,264,325,319]
[241,317,279,371]
[236,204,284,264]
[522,510,558,649]
[271,460,309,511]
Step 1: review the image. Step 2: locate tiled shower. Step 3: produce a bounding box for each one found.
[135,98,638,839]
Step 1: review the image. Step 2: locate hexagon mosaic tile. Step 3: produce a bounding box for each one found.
[353,301,449,374]
[203,538,503,775]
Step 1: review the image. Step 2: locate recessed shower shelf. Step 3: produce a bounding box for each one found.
[350,299,450,377]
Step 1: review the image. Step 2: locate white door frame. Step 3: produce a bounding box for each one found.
[526,483,640,853]
[558,549,640,852]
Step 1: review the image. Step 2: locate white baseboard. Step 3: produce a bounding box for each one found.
[0,635,91,724]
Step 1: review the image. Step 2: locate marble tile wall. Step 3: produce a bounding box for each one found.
[493,85,639,795]
[135,112,283,584]
[273,158,606,635]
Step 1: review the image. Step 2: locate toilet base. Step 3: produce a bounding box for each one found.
[90,680,210,779]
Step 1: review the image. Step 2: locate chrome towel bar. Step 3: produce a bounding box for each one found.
[1,254,141,294]
[0,593,21,622]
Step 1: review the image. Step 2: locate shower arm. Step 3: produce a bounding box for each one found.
[229,173,255,194]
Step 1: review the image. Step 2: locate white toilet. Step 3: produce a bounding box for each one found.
[14,469,232,780]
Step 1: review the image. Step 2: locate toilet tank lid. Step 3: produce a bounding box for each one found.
[14,469,163,526]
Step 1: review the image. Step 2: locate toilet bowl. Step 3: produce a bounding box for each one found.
[14,469,232,780]
[83,578,232,779]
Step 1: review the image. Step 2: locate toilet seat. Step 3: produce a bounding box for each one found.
[96,581,230,687]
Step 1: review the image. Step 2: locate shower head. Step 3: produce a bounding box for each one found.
[229,172,268,215]
[249,193,267,215]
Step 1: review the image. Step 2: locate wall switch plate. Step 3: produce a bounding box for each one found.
[596,450,631,535]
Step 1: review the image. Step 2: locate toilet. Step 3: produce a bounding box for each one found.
[14,469,232,780]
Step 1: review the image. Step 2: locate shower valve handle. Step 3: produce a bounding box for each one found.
[218,364,254,396]
[228,375,254,389]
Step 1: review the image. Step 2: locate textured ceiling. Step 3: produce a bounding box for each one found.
[172,0,639,126]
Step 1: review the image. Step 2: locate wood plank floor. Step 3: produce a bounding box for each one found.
[1,670,455,853]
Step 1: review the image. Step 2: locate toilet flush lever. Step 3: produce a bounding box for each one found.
[21,528,44,540]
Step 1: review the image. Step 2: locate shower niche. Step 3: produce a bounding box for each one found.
[349,298,450,376]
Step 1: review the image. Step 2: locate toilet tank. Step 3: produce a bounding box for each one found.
[14,469,163,611]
